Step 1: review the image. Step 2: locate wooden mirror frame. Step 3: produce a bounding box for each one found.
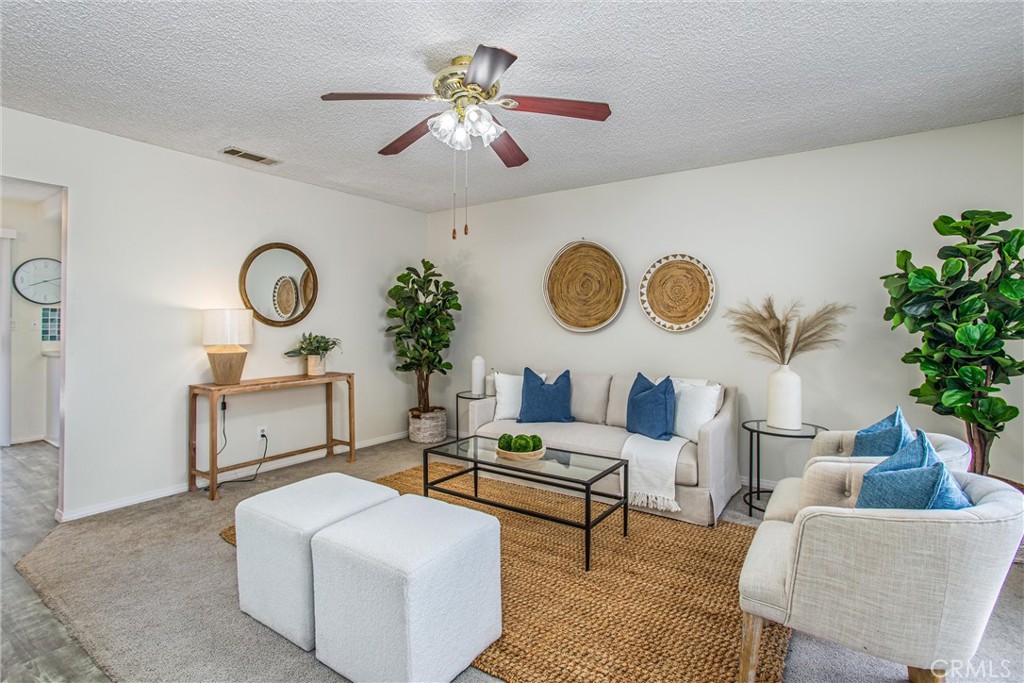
[238,242,319,327]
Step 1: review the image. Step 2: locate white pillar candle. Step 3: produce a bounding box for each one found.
[471,356,486,395]
[484,372,496,396]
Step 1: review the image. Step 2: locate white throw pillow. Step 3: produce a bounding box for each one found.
[494,371,546,421]
[672,382,722,443]
[656,376,709,387]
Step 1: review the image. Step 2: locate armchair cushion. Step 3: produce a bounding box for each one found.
[851,406,914,457]
[857,462,971,510]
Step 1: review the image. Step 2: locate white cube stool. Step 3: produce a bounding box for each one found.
[312,494,502,683]
[235,472,398,650]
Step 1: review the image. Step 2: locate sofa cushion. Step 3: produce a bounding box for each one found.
[519,368,574,423]
[477,420,699,486]
[670,382,722,443]
[606,373,634,428]
[570,372,612,424]
[494,371,545,421]
[626,374,675,441]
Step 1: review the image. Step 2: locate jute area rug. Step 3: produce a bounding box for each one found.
[224,464,790,683]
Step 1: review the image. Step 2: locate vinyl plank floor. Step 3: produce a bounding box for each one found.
[1,442,108,683]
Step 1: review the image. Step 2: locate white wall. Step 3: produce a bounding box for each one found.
[1,198,61,443]
[1,108,426,520]
[426,116,1024,484]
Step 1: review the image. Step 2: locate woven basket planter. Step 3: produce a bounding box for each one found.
[408,407,448,443]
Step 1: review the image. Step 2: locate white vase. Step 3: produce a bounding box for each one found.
[471,355,486,395]
[767,364,802,430]
[306,355,326,376]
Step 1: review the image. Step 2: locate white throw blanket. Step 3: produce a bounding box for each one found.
[620,433,686,512]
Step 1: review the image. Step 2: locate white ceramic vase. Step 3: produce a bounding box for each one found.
[471,355,486,395]
[306,355,326,376]
[767,364,802,430]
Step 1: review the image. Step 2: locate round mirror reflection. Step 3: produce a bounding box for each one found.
[239,243,318,327]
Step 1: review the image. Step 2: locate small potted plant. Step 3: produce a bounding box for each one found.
[285,333,342,376]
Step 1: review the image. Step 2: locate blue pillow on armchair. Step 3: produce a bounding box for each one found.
[518,368,574,423]
[856,430,970,510]
[851,406,915,457]
[626,374,675,441]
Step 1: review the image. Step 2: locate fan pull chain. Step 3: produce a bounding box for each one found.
[464,151,470,236]
[451,146,457,240]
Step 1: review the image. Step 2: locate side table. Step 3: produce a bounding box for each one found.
[741,420,826,515]
[455,391,495,440]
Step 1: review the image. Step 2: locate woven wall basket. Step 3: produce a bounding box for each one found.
[543,241,626,332]
[639,254,715,331]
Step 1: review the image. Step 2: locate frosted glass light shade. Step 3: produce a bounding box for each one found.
[202,309,254,346]
[450,125,472,151]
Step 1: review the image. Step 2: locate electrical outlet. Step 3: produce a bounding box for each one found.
[257,426,268,447]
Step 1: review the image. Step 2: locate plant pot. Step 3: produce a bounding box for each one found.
[306,355,326,376]
[408,407,447,443]
[767,364,802,430]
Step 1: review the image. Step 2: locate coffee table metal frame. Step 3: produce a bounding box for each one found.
[422,436,628,571]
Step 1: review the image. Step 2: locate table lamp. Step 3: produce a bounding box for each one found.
[202,309,254,385]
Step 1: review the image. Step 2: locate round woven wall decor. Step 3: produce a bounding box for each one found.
[639,254,715,331]
[543,241,626,332]
[272,276,298,319]
[300,268,315,308]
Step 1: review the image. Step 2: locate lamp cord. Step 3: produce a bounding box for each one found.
[202,400,269,491]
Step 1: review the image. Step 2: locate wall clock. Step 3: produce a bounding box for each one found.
[12,257,62,305]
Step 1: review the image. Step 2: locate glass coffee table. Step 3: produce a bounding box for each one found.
[422,436,628,571]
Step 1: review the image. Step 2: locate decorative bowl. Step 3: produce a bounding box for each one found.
[495,446,546,462]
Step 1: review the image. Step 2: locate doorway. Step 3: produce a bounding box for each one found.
[1,176,67,521]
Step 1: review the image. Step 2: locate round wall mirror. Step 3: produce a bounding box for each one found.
[239,243,318,327]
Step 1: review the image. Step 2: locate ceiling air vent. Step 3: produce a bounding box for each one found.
[220,147,280,166]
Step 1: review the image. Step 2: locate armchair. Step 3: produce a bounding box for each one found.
[738,459,1023,682]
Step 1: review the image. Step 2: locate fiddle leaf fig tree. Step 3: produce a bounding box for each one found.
[882,210,1024,475]
[385,259,461,415]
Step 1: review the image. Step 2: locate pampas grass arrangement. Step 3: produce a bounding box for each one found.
[725,297,853,365]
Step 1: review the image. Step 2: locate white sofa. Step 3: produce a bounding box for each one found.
[467,371,739,526]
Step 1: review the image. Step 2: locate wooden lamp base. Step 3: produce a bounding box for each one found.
[206,345,248,385]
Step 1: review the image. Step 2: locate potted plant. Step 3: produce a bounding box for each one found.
[386,259,461,443]
[882,209,1023,474]
[285,333,342,376]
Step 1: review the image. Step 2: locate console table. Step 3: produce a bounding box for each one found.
[189,372,356,500]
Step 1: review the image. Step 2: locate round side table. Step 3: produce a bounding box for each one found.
[741,420,827,516]
[455,391,495,440]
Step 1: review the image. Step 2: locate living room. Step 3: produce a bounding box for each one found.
[1,2,1022,682]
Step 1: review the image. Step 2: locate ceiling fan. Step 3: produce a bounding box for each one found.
[321,44,612,168]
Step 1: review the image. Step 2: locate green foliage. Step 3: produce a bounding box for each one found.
[530,434,543,451]
[284,333,342,358]
[497,433,514,451]
[385,259,461,413]
[511,434,534,452]
[882,210,1023,474]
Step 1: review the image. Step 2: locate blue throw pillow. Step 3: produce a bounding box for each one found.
[626,374,675,441]
[856,462,972,510]
[851,407,915,457]
[518,368,574,423]
[869,429,937,473]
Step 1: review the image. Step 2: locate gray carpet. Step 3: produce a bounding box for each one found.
[14,439,1024,682]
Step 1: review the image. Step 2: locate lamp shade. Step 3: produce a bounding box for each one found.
[202,309,253,346]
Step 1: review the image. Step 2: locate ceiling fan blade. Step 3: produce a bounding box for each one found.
[499,95,611,121]
[321,92,434,101]
[464,45,518,91]
[378,115,434,156]
[488,118,528,167]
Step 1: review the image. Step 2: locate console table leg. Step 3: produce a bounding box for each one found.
[347,376,356,463]
[208,394,220,501]
[188,392,198,492]
[325,382,334,457]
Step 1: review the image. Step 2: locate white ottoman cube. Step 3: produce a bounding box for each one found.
[312,494,502,683]
[235,473,398,650]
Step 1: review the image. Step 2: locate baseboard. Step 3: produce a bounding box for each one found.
[739,475,780,490]
[11,434,47,445]
[58,431,411,522]
[43,437,60,448]
[58,483,190,522]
